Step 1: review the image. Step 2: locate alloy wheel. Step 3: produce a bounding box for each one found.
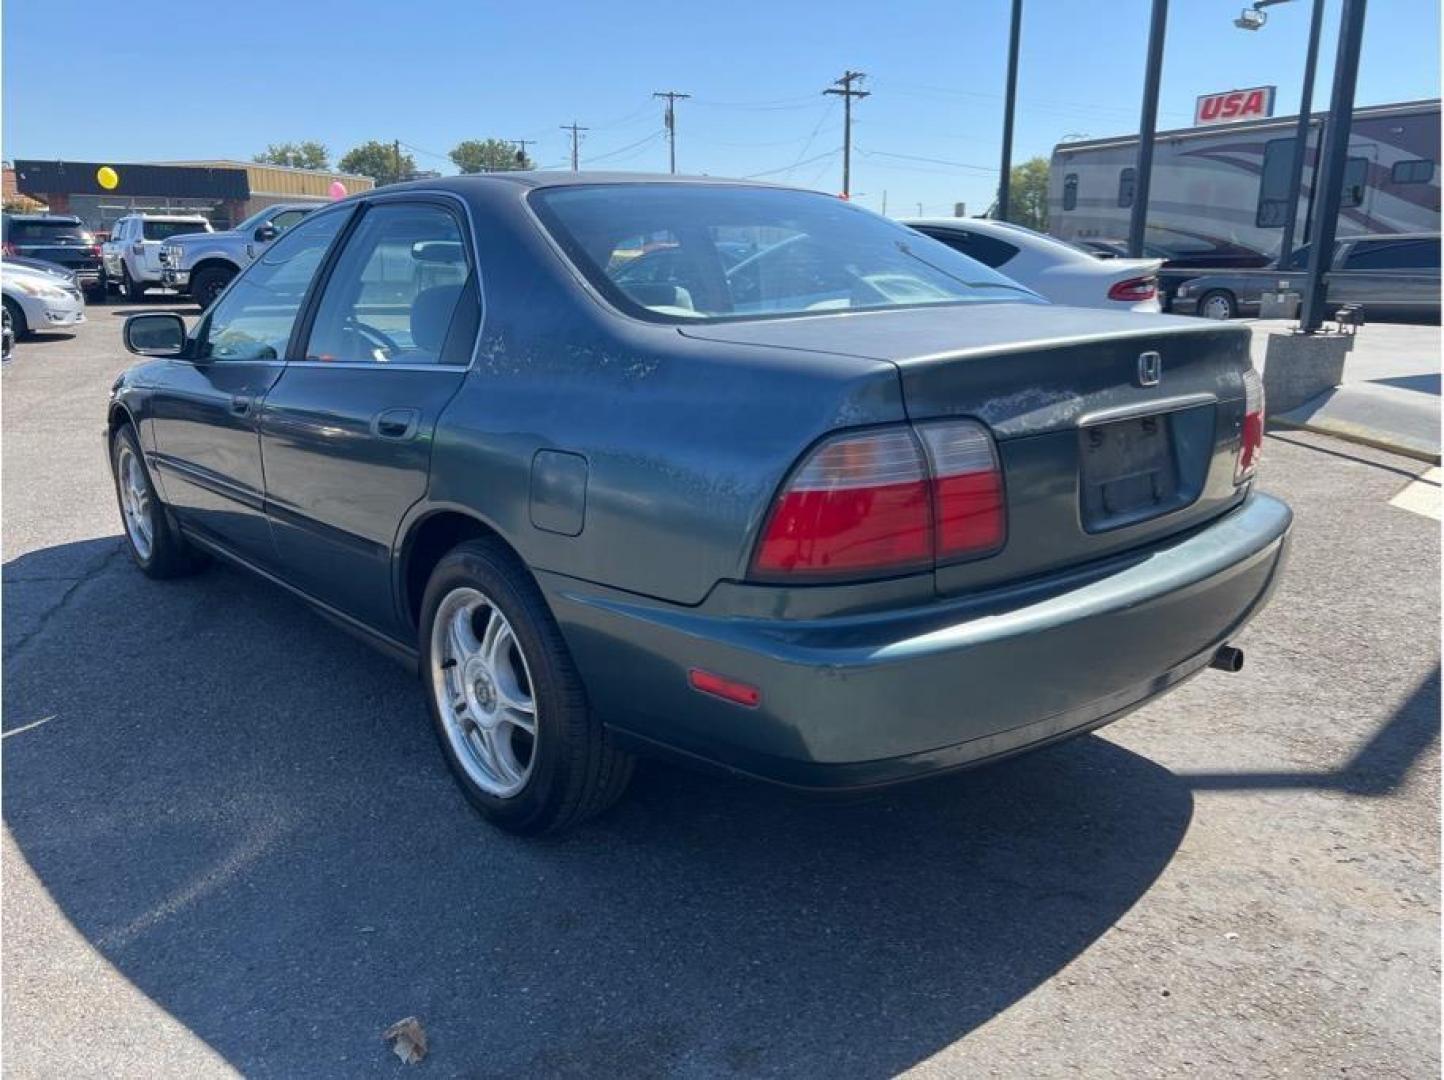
[430,587,538,797]
[116,442,154,559]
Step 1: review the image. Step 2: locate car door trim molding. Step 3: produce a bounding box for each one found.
[149,452,265,511]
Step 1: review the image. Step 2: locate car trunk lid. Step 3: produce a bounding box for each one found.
[679,303,1254,593]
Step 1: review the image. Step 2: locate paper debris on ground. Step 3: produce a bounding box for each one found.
[383,1016,428,1064]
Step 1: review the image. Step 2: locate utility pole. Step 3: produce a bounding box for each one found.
[393,139,403,183]
[1300,0,1367,332]
[511,139,536,169]
[1127,0,1168,257]
[881,190,887,215]
[559,124,588,171]
[1277,0,1326,269]
[823,70,870,198]
[653,90,691,173]
[997,0,1023,222]
[916,202,924,216]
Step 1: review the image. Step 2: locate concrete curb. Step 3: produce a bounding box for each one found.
[1271,392,1442,465]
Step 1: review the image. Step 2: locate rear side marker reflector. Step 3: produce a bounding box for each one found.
[688,668,761,708]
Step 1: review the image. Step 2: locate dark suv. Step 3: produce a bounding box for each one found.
[1,214,105,299]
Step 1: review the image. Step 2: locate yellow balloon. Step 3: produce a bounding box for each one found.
[96,166,119,190]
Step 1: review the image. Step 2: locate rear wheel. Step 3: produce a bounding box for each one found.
[420,539,633,834]
[1199,289,1237,320]
[122,265,146,302]
[191,265,234,309]
[110,425,206,578]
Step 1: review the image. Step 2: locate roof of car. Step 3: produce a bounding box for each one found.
[117,212,210,220]
[3,213,83,223]
[378,171,787,193]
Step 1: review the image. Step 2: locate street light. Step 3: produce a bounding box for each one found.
[1235,0,1293,30]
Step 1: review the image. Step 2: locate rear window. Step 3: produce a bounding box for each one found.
[6,220,90,243]
[143,220,210,240]
[1344,238,1441,271]
[920,228,1020,269]
[531,184,1041,323]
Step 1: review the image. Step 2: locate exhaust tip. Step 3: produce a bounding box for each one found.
[1210,645,1245,673]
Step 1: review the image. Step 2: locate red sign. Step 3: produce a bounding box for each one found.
[1194,86,1276,126]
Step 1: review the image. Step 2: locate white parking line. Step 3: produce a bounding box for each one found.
[1389,467,1442,521]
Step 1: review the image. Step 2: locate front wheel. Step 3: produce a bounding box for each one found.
[3,296,27,339]
[122,266,146,302]
[420,539,633,834]
[1198,289,1237,320]
[190,266,234,310]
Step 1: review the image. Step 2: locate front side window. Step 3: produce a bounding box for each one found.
[531,184,1040,324]
[269,209,310,233]
[1062,174,1078,211]
[200,209,349,361]
[304,202,470,364]
[1117,168,1135,209]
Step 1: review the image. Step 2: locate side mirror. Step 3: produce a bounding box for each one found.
[124,312,188,357]
[255,224,279,242]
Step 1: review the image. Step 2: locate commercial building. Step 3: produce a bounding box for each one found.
[8,159,374,231]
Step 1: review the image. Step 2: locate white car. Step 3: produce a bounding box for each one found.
[103,213,212,301]
[2,261,86,337]
[905,218,1163,313]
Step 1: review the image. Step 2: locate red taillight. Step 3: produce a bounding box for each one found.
[88,245,102,257]
[751,421,1005,580]
[753,429,932,578]
[688,669,761,707]
[1236,367,1265,483]
[917,421,1006,558]
[1,242,15,256]
[1107,276,1157,302]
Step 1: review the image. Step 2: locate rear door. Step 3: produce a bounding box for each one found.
[258,195,478,638]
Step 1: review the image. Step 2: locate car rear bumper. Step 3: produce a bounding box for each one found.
[540,491,1292,789]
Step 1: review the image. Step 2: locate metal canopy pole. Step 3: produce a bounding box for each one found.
[1127,0,1169,258]
[997,0,1023,222]
[1299,0,1368,333]
[1277,0,1326,269]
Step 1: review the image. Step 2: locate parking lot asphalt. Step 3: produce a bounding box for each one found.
[3,305,1439,1078]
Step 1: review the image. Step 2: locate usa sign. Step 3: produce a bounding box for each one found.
[1194,86,1276,126]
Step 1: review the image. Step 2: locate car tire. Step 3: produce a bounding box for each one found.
[191,266,234,310]
[3,296,27,339]
[1199,290,1237,320]
[122,266,146,302]
[420,538,634,835]
[110,424,206,579]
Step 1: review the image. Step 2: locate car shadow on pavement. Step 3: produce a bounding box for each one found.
[3,537,1197,1077]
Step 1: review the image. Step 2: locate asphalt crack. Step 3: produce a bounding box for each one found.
[4,541,127,661]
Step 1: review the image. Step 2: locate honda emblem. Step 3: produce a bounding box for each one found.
[1137,350,1162,387]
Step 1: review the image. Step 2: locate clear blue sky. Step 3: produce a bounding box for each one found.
[3,0,1439,217]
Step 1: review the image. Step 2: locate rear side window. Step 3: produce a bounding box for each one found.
[304,202,471,365]
[200,209,349,361]
[143,220,209,240]
[1116,168,1135,209]
[1344,238,1441,270]
[1392,159,1435,184]
[1062,174,1078,211]
[922,228,1020,269]
[7,220,89,243]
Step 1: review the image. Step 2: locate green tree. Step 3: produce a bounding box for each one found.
[338,141,417,186]
[252,141,330,170]
[449,139,534,174]
[1004,156,1050,232]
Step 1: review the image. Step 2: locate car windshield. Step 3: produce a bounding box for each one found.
[7,221,90,243]
[531,184,1042,323]
[143,220,210,240]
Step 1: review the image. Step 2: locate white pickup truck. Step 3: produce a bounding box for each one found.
[160,203,317,308]
[103,213,212,301]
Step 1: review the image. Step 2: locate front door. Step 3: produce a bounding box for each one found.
[147,208,351,566]
[258,198,479,638]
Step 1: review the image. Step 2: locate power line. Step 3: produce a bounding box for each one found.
[583,129,666,167]
[855,147,995,174]
[652,90,691,173]
[743,148,840,179]
[823,70,869,197]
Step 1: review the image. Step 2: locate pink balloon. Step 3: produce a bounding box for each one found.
[328,180,347,201]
